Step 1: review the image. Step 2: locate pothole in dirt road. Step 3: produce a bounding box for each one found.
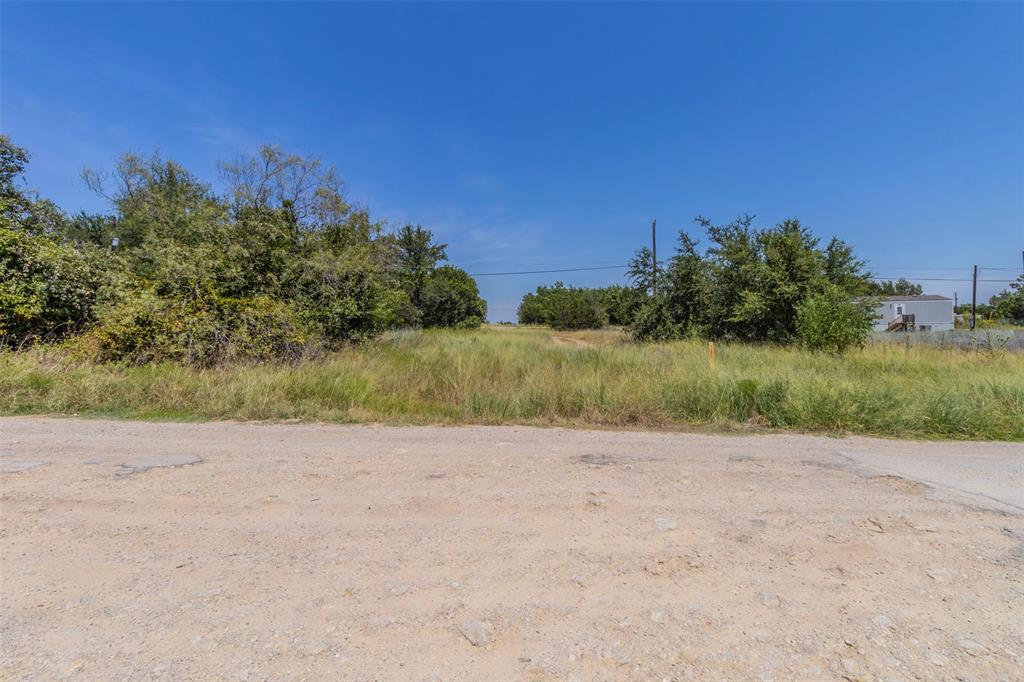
[115,453,202,476]
[0,461,45,473]
[727,455,765,467]
[576,453,664,467]
[865,474,928,494]
[799,459,846,471]
[577,454,615,466]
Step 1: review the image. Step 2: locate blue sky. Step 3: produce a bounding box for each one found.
[3,1,1022,320]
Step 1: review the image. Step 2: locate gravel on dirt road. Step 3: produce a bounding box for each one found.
[1,417,1022,680]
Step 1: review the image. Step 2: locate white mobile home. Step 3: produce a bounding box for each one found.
[871,295,954,332]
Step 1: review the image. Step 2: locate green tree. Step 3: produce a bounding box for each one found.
[743,219,828,342]
[517,283,605,330]
[217,145,349,231]
[990,275,1024,324]
[0,137,103,345]
[0,227,103,345]
[595,285,645,326]
[517,287,548,324]
[60,212,122,249]
[629,293,687,341]
[700,214,762,340]
[546,287,606,330]
[0,135,64,236]
[865,278,923,297]
[627,246,656,294]
[824,237,872,295]
[796,285,875,353]
[285,245,402,342]
[630,216,872,344]
[629,230,708,341]
[420,265,487,328]
[701,216,827,342]
[392,224,448,311]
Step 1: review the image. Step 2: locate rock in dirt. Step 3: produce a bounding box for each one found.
[839,656,865,680]
[459,620,496,647]
[653,517,677,531]
[956,637,988,656]
[926,567,954,583]
[872,614,894,629]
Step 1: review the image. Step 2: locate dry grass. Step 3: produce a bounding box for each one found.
[1,325,1021,439]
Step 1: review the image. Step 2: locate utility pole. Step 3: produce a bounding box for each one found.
[651,219,658,296]
[971,265,978,330]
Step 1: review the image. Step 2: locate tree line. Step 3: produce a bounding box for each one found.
[0,136,486,365]
[519,215,1024,350]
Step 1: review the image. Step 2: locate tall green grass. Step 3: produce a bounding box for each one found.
[1,326,1021,439]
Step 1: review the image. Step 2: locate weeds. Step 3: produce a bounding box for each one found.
[1,326,1021,440]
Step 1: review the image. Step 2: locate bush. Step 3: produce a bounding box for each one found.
[0,227,104,345]
[596,285,645,326]
[796,286,874,353]
[517,289,548,325]
[544,289,606,330]
[77,290,317,366]
[517,283,607,330]
[990,275,1024,324]
[2,137,490,365]
[420,265,487,328]
[286,248,401,343]
[629,295,686,342]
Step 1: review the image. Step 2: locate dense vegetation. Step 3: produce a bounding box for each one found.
[0,137,485,364]
[519,215,879,350]
[3,326,1021,440]
[520,215,1024,348]
[518,283,642,330]
[4,136,1021,439]
[973,275,1024,326]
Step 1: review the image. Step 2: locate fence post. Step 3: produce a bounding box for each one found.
[708,341,716,369]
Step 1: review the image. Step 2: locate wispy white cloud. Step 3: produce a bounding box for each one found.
[458,171,504,196]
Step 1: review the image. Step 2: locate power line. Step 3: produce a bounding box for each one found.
[869,276,1013,283]
[468,266,1011,282]
[469,264,629,277]
[868,265,1021,271]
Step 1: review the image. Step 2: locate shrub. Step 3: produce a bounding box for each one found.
[595,285,645,326]
[0,227,104,345]
[286,248,400,343]
[990,275,1024,324]
[2,138,489,364]
[420,265,487,328]
[629,294,686,342]
[76,290,317,366]
[796,286,874,353]
[517,289,548,325]
[544,288,606,330]
[517,283,607,330]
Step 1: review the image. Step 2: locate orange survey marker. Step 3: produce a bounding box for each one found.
[708,341,716,369]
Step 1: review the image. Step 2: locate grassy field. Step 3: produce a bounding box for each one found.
[1,325,1022,440]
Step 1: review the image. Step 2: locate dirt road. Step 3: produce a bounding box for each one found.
[1,418,1022,680]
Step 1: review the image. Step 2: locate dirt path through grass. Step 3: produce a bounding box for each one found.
[550,334,595,349]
